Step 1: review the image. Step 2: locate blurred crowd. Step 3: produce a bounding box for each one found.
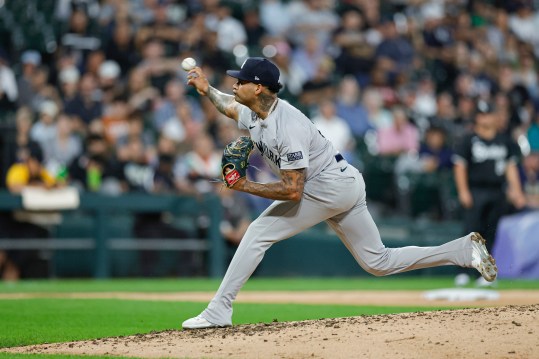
[0,0,538,202]
[0,0,538,238]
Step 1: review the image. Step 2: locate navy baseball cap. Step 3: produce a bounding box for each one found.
[226,57,280,87]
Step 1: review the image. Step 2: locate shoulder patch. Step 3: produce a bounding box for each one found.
[287,151,303,161]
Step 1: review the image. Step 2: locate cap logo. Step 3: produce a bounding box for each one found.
[254,76,260,80]
[241,59,247,68]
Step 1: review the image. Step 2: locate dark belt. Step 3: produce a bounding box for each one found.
[335,153,344,162]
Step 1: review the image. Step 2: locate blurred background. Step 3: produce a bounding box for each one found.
[0,0,538,282]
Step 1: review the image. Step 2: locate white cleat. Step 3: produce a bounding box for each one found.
[470,232,498,282]
[182,315,221,329]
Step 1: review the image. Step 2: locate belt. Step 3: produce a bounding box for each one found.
[335,153,344,162]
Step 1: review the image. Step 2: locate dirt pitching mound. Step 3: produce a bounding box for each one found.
[6,304,539,358]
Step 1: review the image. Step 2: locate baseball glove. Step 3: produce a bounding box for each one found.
[221,136,254,187]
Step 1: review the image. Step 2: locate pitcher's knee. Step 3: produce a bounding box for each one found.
[359,250,393,276]
[364,265,391,277]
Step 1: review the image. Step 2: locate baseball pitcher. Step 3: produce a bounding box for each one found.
[182,57,497,329]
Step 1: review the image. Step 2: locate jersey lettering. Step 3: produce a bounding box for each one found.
[255,140,281,168]
[471,141,507,163]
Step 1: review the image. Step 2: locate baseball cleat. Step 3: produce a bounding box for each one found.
[470,232,498,282]
[182,315,223,329]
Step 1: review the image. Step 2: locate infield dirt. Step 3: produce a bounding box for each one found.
[5,301,539,358]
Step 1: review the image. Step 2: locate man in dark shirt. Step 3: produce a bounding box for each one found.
[453,100,526,253]
[64,73,103,125]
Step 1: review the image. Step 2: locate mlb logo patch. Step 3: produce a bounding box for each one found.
[287,151,303,161]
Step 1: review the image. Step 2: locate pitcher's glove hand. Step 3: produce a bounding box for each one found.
[221,136,254,187]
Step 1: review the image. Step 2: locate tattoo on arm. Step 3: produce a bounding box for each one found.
[238,169,305,201]
[281,169,305,197]
[208,86,240,120]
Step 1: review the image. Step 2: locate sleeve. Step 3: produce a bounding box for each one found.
[237,106,251,131]
[452,135,471,166]
[507,138,522,164]
[277,121,310,170]
[6,165,28,187]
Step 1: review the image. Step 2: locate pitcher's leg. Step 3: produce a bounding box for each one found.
[201,197,348,326]
[328,196,473,277]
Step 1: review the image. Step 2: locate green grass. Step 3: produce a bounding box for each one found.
[0,355,140,359]
[0,298,455,349]
[1,277,538,358]
[1,277,539,294]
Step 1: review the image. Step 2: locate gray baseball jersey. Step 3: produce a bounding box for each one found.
[199,98,477,327]
[237,99,339,182]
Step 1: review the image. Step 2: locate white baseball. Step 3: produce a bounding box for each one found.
[181,57,197,71]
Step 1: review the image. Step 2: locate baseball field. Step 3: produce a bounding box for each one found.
[1,277,539,358]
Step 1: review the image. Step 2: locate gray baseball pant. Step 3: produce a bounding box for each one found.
[202,166,474,326]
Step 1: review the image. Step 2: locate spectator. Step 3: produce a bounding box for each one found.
[288,0,339,48]
[136,1,183,53]
[395,125,453,177]
[41,114,83,179]
[418,126,453,173]
[260,0,292,37]
[427,91,458,144]
[174,132,221,195]
[377,106,419,156]
[374,16,415,75]
[85,50,106,78]
[198,30,234,73]
[97,60,124,107]
[138,39,178,95]
[411,74,437,123]
[104,20,139,76]
[68,133,122,193]
[495,63,533,135]
[362,87,392,130]
[7,107,34,166]
[17,50,42,108]
[58,66,81,105]
[243,7,267,50]
[3,143,56,280]
[6,142,55,193]
[30,101,59,148]
[291,33,326,85]
[452,95,476,140]
[334,75,373,138]
[64,72,103,126]
[101,97,130,147]
[205,2,247,53]
[507,0,539,56]
[118,137,153,193]
[0,48,18,111]
[332,7,374,79]
[162,101,203,153]
[268,40,304,98]
[312,100,355,160]
[61,8,101,69]
[153,79,203,132]
[299,57,336,112]
[126,67,159,114]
